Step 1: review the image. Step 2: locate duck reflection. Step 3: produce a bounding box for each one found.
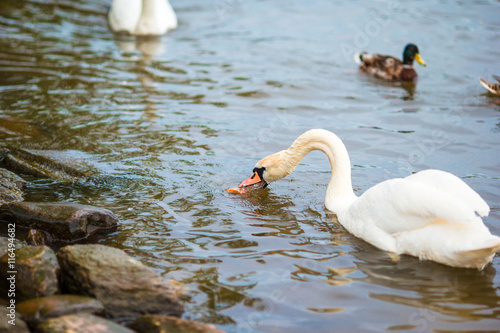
[226,194,500,328]
[360,74,417,100]
[400,80,416,99]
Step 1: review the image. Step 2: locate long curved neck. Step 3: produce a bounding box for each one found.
[284,130,357,215]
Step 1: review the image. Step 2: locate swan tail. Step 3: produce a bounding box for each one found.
[458,238,500,270]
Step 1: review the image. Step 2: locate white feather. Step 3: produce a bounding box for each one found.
[250,129,500,269]
[108,0,142,35]
[353,52,363,65]
[404,169,489,216]
[109,0,177,36]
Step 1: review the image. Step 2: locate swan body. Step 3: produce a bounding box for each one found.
[109,0,178,36]
[479,75,500,96]
[229,129,500,269]
[354,44,426,81]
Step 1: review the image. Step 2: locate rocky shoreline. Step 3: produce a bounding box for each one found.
[0,148,225,333]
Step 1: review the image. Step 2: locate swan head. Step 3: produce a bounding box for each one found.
[227,150,294,194]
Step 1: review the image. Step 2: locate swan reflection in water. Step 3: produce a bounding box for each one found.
[346,231,499,330]
[228,192,500,330]
[108,0,177,59]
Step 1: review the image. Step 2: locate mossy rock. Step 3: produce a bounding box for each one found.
[38,313,134,333]
[57,244,184,320]
[0,202,118,242]
[3,148,95,182]
[25,229,52,246]
[0,235,23,256]
[130,315,226,333]
[0,245,59,300]
[0,305,30,333]
[17,295,104,326]
[0,167,25,205]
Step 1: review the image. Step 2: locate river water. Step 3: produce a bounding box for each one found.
[1,0,500,332]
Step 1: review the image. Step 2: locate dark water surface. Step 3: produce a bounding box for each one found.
[1,0,500,332]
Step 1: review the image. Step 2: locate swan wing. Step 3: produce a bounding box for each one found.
[404,169,490,217]
[343,172,497,265]
[346,177,484,237]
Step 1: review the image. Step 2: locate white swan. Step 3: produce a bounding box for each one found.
[108,0,178,36]
[227,129,500,269]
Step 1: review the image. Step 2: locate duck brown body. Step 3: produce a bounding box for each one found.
[357,54,418,81]
[479,75,500,96]
[355,44,426,81]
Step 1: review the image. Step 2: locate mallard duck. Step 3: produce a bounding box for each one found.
[479,75,500,96]
[354,44,426,81]
[227,129,500,269]
[108,0,177,36]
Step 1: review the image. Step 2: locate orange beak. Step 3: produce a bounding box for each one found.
[239,170,263,187]
[226,170,267,195]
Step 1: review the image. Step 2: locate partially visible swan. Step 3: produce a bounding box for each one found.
[227,129,500,269]
[108,0,178,36]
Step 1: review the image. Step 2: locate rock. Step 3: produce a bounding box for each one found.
[1,148,135,187]
[0,235,23,256]
[16,295,104,326]
[25,229,52,246]
[57,244,184,319]
[37,313,133,333]
[3,148,95,182]
[130,315,226,333]
[0,202,118,242]
[0,306,30,333]
[0,245,59,300]
[0,167,26,205]
[0,118,40,141]
[0,168,26,190]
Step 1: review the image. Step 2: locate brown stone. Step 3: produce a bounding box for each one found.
[17,295,104,326]
[0,168,25,205]
[0,202,118,242]
[57,244,184,320]
[37,313,134,333]
[0,245,59,300]
[0,306,30,333]
[130,315,226,333]
[3,148,94,182]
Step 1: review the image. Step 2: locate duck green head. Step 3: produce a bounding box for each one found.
[403,44,426,66]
